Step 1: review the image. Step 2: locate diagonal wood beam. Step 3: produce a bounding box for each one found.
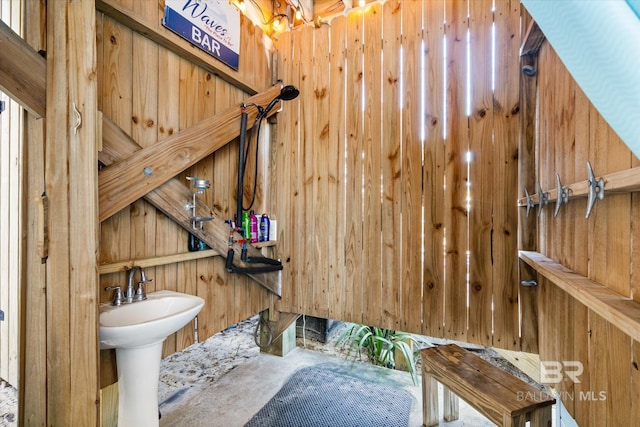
[0,19,46,118]
[100,115,281,296]
[98,85,280,221]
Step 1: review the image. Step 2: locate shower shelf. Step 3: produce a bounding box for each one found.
[98,249,220,275]
[519,250,640,343]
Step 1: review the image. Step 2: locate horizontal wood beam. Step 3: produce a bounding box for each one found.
[520,251,640,343]
[0,19,46,117]
[100,115,281,296]
[98,85,281,222]
[520,20,545,56]
[98,249,221,275]
[95,0,257,95]
[517,165,640,206]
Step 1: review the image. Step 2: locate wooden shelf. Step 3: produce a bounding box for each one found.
[519,251,640,343]
[98,249,220,275]
[517,165,640,206]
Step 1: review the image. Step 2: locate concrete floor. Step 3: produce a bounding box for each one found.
[159,347,496,427]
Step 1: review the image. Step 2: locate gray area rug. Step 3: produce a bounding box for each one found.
[244,364,412,427]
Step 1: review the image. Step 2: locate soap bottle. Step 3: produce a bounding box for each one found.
[249,210,259,243]
[242,211,250,240]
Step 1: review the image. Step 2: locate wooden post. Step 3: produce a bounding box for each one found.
[45,1,99,425]
[21,1,48,423]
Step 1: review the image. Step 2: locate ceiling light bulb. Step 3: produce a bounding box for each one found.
[358,0,365,7]
[295,9,302,20]
[237,0,246,12]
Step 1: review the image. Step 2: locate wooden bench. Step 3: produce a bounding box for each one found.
[421,344,555,427]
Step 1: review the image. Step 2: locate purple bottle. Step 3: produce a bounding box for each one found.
[249,210,259,243]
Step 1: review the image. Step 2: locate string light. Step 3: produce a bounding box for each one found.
[236,0,246,13]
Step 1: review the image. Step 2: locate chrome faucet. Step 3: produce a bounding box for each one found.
[104,266,152,306]
[126,266,150,303]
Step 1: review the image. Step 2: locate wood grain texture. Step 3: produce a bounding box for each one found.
[326,15,347,322]
[421,344,554,425]
[467,0,493,346]
[343,10,364,323]
[521,251,640,344]
[422,0,446,339]
[361,3,383,327]
[491,0,520,350]
[400,0,423,334]
[443,0,469,343]
[46,1,100,424]
[380,0,402,330]
[0,19,46,117]
[95,0,257,94]
[312,24,331,319]
[98,85,280,221]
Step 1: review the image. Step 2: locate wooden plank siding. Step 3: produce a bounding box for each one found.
[274,0,523,348]
[530,30,640,425]
[96,4,274,386]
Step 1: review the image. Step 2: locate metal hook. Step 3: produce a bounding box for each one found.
[586,161,604,218]
[554,173,569,217]
[537,181,549,217]
[524,187,535,218]
[72,102,82,135]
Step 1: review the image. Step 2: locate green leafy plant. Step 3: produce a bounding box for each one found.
[336,324,420,385]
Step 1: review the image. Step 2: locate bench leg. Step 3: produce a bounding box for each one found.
[528,406,552,427]
[422,372,439,426]
[442,386,459,422]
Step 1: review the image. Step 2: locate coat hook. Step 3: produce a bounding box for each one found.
[72,102,82,135]
[537,181,549,217]
[554,173,569,217]
[524,187,535,218]
[586,161,604,218]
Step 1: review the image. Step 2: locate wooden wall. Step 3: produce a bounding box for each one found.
[533,40,640,425]
[96,1,274,383]
[272,0,524,350]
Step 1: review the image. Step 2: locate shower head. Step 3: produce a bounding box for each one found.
[279,85,300,101]
[260,85,300,118]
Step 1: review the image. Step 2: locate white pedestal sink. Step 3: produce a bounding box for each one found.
[100,290,205,427]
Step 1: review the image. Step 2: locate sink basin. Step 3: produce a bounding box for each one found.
[99,290,204,427]
[99,290,204,349]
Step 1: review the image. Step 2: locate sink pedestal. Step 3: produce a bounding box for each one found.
[116,341,163,427]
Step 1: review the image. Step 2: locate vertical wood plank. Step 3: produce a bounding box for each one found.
[312,24,331,319]
[299,25,315,316]
[467,0,493,346]
[400,0,424,333]
[422,0,446,339]
[361,3,382,327]
[326,16,347,322]
[380,0,402,330]
[46,1,99,424]
[272,30,296,314]
[21,0,48,421]
[491,0,520,350]
[344,10,364,323]
[443,0,469,342]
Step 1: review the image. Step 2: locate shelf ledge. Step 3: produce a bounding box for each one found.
[519,251,640,343]
[99,249,220,275]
